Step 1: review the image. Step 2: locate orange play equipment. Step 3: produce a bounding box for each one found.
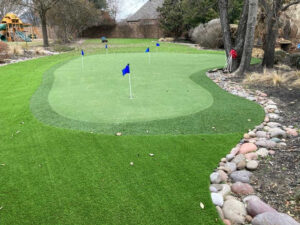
[0,13,32,42]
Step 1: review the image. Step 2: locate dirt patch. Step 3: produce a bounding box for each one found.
[240,82,300,221]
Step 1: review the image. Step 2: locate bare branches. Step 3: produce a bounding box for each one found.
[281,0,300,11]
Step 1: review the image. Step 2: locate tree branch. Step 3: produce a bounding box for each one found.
[281,0,300,11]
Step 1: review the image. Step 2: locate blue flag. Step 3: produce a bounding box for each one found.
[145,47,150,53]
[156,43,160,47]
[81,50,84,56]
[122,64,130,76]
[298,43,300,49]
[105,44,108,49]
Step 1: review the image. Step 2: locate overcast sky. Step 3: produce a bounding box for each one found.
[117,0,148,21]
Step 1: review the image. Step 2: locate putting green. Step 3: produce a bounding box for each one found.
[48,53,217,124]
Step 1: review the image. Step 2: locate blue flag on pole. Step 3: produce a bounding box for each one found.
[156,43,160,47]
[145,47,150,53]
[297,43,300,49]
[81,50,84,56]
[105,44,108,49]
[122,64,130,76]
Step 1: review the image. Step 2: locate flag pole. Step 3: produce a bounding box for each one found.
[128,73,133,99]
[81,55,84,71]
[148,52,151,64]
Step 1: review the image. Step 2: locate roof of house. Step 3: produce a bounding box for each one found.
[127,0,164,22]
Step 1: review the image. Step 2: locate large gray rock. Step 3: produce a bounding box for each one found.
[252,212,300,225]
[231,182,254,195]
[267,122,281,128]
[223,199,247,224]
[269,127,287,138]
[224,162,237,173]
[232,154,246,164]
[211,193,224,207]
[210,172,222,184]
[230,170,252,183]
[256,140,277,148]
[243,195,276,217]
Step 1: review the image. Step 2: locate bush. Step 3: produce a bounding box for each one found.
[190,19,223,49]
[0,42,9,62]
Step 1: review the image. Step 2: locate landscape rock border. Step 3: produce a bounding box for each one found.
[207,70,299,225]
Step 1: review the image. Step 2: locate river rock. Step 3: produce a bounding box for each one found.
[256,148,269,158]
[256,140,277,148]
[223,199,247,224]
[230,146,240,155]
[237,160,246,170]
[286,128,298,137]
[246,160,259,170]
[232,154,245,164]
[210,172,221,184]
[211,193,224,206]
[267,122,281,128]
[271,137,281,143]
[230,170,252,183]
[245,152,258,160]
[269,128,286,138]
[226,153,235,161]
[243,195,277,217]
[268,113,280,120]
[218,184,231,197]
[231,182,254,195]
[252,212,300,225]
[224,162,237,173]
[256,131,267,138]
[218,170,228,182]
[223,219,232,225]
[216,206,224,220]
[239,143,258,154]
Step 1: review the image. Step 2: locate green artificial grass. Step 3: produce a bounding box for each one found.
[0,39,264,224]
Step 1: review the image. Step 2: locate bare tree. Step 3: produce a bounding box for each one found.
[18,0,59,47]
[259,0,300,68]
[234,0,259,76]
[107,0,119,20]
[0,0,23,19]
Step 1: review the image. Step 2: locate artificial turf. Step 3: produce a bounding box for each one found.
[0,39,264,224]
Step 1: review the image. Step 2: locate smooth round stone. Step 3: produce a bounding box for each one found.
[245,152,258,160]
[267,122,281,128]
[269,128,286,138]
[232,154,246,164]
[223,199,247,224]
[237,160,246,170]
[218,184,231,197]
[256,131,267,138]
[210,172,222,184]
[244,133,251,139]
[246,160,259,170]
[271,137,281,143]
[243,195,276,217]
[218,170,228,182]
[216,206,224,220]
[252,212,300,225]
[256,140,277,148]
[226,154,235,161]
[239,143,258,154]
[257,148,269,158]
[230,170,252,183]
[231,182,254,195]
[223,219,232,225]
[224,162,237,173]
[211,193,224,207]
[286,128,298,137]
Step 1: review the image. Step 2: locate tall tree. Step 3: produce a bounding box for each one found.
[18,0,59,47]
[234,0,258,76]
[158,0,185,38]
[0,0,23,19]
[260,0,300,68]
[219,0,258,75]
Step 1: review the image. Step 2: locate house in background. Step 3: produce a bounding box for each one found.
[81,0,164,38]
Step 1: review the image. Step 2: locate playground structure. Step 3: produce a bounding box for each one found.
[0,13,32,42]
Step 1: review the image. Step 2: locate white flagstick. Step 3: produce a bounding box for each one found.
[81,55,84,71]
[148,52,151,64]
[128,73,133,99]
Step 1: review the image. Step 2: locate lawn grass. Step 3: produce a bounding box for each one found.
[0,39,264,224]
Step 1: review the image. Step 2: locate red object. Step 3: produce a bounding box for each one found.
[230,49,238,59]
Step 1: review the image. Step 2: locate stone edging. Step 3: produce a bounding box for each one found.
[207,70,299,225]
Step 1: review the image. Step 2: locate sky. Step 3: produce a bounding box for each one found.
[117,0,148,21]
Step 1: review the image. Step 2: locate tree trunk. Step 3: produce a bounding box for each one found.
[40,12,49,47]
[234,0,258,76]
[262,0,282,68]
[232,0,249,71]
[218,0,232,57]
